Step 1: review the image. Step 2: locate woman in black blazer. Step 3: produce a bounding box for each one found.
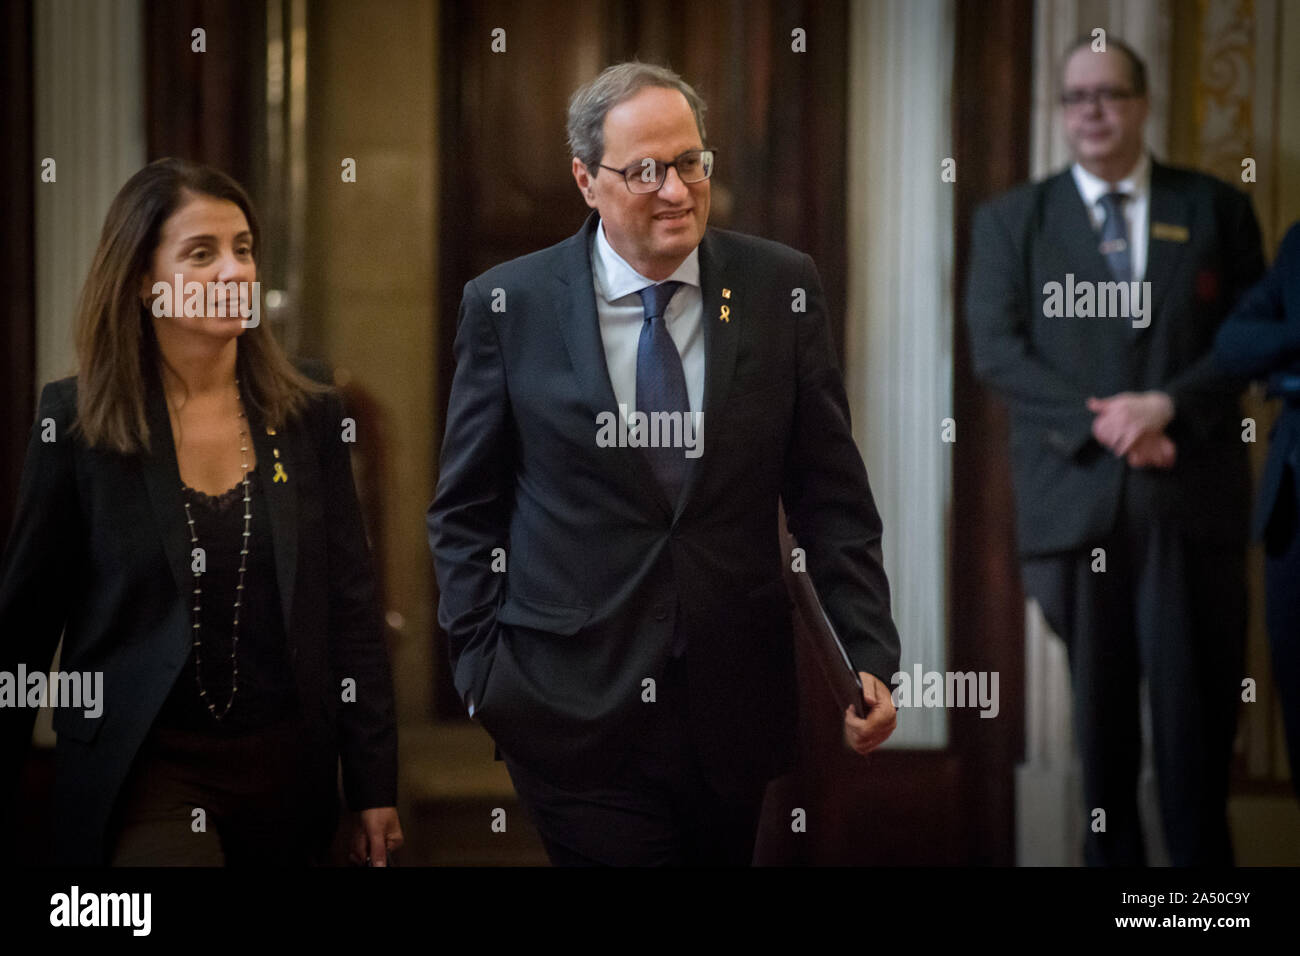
[1215,220,1300,804]
[0,158,403,864]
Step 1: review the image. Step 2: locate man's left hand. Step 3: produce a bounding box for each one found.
[1125,430,1177,469]
[843,671,898,756]
[349,806,404,866]
[1086,391,1174,456]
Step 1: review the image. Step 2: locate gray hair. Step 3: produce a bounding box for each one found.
[567,62,708,173]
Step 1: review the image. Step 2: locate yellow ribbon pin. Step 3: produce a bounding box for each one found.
[720,304,731,323]
[273,462,288,483]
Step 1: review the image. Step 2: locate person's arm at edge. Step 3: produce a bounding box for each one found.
[780,253,901,710]
[1214,221,1300,378]
[0,382,81,859]
[426,279,515,719]
[1161,185,1266,446]
[316,388,401,864]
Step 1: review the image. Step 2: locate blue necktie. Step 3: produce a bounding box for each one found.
[636,280,690,505]
[1098,191,1132,282]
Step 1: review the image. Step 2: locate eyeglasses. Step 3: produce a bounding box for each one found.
[1060,87,1139,109]
[596,149,717,194]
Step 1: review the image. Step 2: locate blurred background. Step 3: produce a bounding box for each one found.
[3,0,1299,864]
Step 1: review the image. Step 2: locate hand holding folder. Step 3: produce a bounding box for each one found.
[778,507,868,720]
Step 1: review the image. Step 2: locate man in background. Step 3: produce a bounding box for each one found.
[965,37,1264,865]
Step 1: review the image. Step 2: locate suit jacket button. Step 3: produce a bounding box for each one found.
[653,604,667,621]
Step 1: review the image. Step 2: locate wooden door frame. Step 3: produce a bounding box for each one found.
[2,0,36,544]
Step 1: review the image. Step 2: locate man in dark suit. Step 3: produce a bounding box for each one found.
[965,38,1264,865]
[428,62,900,865]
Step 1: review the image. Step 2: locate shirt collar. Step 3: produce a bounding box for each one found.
[593,217,700,303]
[1071,151,1150,209]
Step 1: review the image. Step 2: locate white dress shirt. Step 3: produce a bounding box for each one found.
[1071,151,1151,282]
[590,220,705,418]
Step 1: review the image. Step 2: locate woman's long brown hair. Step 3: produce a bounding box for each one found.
[73,157,325,454]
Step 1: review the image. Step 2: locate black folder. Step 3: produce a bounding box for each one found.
[778,504,866,719]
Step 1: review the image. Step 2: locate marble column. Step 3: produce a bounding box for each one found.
[34,0,146,389]
[845,0,956,748]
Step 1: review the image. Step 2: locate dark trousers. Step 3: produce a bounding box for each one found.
[501,654,767,866]
[1265,464,1300,804]
[107,714,335,866]
[1022,481,1245,866]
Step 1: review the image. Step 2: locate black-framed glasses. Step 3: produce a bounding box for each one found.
[1060,87,1139,109]
[596,148,717,194]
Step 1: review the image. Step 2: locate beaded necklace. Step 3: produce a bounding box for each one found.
[180,380,251,722]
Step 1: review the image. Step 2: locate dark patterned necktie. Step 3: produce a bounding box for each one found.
[1098,191,1132,282]
[635,280,689,504]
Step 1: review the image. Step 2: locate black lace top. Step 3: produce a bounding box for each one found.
[154,466,300,733]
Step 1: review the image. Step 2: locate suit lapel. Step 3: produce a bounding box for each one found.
[1145,161,1190,335]
[139,380,194,608]
[1045,171,1135,350]
[678,229,737,520]
[247,399,299,643]
[553,215,741,523]
[554,213,675,521]
[1045,172,1113,284]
